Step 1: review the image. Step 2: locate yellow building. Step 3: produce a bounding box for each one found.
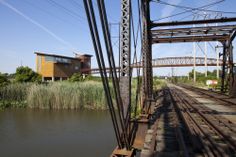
[35,52,92,81]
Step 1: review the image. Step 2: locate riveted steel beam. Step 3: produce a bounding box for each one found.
[141,0,153,113]
[120,0,131,121]
[151,17,236,28]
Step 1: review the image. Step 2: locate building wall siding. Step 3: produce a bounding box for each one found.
[37,55,54,77]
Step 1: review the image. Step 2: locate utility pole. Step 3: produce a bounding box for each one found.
[171,67,174,83]
[204,13,208,77]
[216,23,220,79]
[192,15,197,83]
[216,45,220,79]
[204,27,208,77]
[193,27,196,83]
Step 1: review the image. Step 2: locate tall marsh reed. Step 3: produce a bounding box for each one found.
[0,83,31,108]
[0,81,109,110]
[0,79,165,110]
[27,81,108,109]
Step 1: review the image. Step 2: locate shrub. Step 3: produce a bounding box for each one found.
[0,73,9,87]
[15,66,41,83]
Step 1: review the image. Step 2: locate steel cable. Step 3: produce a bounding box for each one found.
[96,0,130,149]
[83,0,122,148]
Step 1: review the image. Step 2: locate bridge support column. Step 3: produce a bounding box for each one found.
[228,43,236,97]
[221,42,228,92]
[141,0,153,114]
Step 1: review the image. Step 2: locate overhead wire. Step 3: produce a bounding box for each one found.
[152,0,225,21]
[196,42,206,56]
[155,0,236,15]
[46,0,86,21]
[23,0,87,31]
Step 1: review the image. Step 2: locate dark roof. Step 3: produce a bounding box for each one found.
[34,52,92,60]
[79,54,93,57]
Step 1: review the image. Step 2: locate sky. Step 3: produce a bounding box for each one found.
[0,0,236,76]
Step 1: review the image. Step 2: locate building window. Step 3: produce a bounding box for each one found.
[45,56,55,62]
[55,57,71,63]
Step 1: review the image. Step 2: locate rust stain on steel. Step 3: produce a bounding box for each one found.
[111,147,134,157]
[133,118,149,149]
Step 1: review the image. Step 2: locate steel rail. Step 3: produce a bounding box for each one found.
[179,84,236,106]
[170,89,218,156]
[163,89,190,157]
[169,86,236,156]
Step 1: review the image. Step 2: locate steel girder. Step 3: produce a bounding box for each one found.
[151,17,236,27]
[152,25,236,37]
[141,0,153,108]
[120,0,131,118]
[151,25,236,44]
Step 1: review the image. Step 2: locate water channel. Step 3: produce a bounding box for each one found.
[0,109,116,157]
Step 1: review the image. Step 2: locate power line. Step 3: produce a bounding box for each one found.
[152,0,225,21]
[208,42,217,51]
[196,42,206,56]
[23,0,79,27]
[153,0,225,21]
[46,0,86,21]
[70,0,84,10]
[155,0,236,15]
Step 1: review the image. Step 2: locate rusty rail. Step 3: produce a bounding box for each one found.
[169,85,236,156]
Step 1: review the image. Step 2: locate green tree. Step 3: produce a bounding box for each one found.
[0,73,10,86]
[15,66,41,83]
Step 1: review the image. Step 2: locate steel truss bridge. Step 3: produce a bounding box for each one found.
[135,56,223,68]
[82,57,223,74]
[83,0,236,156]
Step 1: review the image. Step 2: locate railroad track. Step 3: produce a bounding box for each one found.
[178,84,236,106]
[168,85,236,157]
[150,89,190,157]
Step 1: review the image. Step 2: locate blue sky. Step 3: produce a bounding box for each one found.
[0,0,236,76]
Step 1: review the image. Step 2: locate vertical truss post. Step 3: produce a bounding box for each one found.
[228,42,236,97]
[141,0,153,113]
[120,0,131,120]
[221,42,227,92]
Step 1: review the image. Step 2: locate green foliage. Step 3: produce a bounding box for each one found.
[0,81,110,110]
[175,70,221,88]
[15,66,41,83]
[84,75,102,81]
[153,78,167,90]
[0,73,10,87]
[69,72,84,82]
[0,83,31,109]
[27,81,109,110]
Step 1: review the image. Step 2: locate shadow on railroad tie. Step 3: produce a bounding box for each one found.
[151,89,182,157]
[205,110,236,116]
